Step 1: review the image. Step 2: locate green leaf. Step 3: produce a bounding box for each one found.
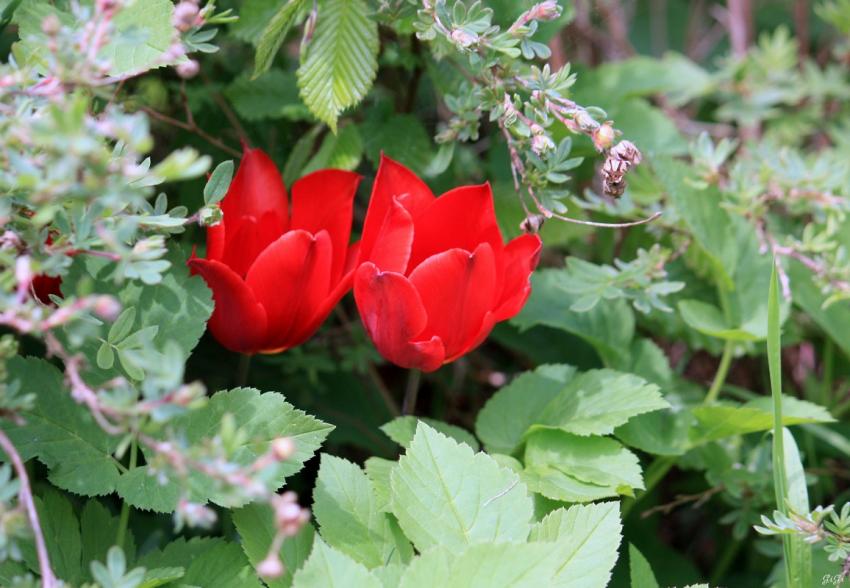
[230,0,288,45]
[361,113,434,175]
[398,543,560,588]
[292,539,381,588]
[513,269,635,366]
[364,457,394,512]
[313,454,412,568]
[137,537,261,588]
[225,70,308,122]
[80,499,136,581]
[96,341,115,370]
[233,504,315,588]
[390,424,533,552]
[690,396,834,443]
[381,417,479,451]
[24,489,81,584]
[253,0,307,78]
[204,160,235,205]
[530,369,668,437]
[678,299,761,341]
[788,259,850,357]
[108,307,137,343]
[523,429,644,502]
[476,365,576,455]
[15,0,176,75]
[302,125,364,174]
[615,405,693,456]
[139,567,186,588]
[781,428,812,587]
[629,544,660,588]
[114,465,181,513]
[295,0,379,132]
[1,357,121,496]
[529,502,622,588]
[121,388,333,512]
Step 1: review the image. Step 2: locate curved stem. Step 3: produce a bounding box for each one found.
[621,456,675,518]
[0,429,57,587]
[402,370,422,416]
[706,339,735,404]
[115,436,137,551]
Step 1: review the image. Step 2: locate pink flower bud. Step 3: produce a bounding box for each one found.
[41,14,61,35]
[93,295,121,321]
[592,123,616,151]
[450,28,478,48]
[271,437,296,461]
[176,59,200,79]
[173,2,201,32]
[257,554,284,579]
[529,0,561,21]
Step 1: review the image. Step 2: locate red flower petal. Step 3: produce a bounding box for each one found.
[290,169,360,282]
[407,184,504,271]
[359,154,434,264]
[354,262,445,372]
[408,243,498,361]
[187,258,268,354]
[245,229,333,352]
[221,147,289,231]
[220,212,286,277]
[359,197,415,273]
[492,234,542,321]
[206,221,226,262]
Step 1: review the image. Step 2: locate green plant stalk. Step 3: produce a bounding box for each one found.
[821,337,834,408]
[236,353,252,388]
[402,369,422,416]
[767,262,810,587]
[705,339,734,404]
[115,436,138,551]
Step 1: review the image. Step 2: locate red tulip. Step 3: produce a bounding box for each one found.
[189,148,361,354]
[32,274,63,303]
[354,155,542,372]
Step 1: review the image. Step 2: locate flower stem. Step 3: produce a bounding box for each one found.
[0,429,57,587]
[236,353,252,388]
[705,339,735,404]
[115,435,137,551]
[402,369,422,416]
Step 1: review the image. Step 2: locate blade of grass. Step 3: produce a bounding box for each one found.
[768,261,812,587]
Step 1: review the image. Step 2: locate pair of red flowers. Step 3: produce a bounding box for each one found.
[189,149,542,373]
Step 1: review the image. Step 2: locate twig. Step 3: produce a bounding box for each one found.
[0,430,57,587]
[137,105,241,158]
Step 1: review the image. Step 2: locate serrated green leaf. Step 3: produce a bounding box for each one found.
[108,307,137,343]
[23,489,81,584]
[313,455,412,568]
[529,502,622,588]
[204,160,235,205]
[523,430,643,502]
[293,539,381,588]
[390,424,533,552]
[629,544,660,588]
[0,357,121,496]
[361,113,434,175]
[381,417,479,451]
[137,537,261,588]
[115,466,182,513]
[122,388,333,512]
[232,504,315,588]
[476,365,576,455]
[530,369,669,437]
[399,543,559,588]
[254,0,307,77]
[296,0,379,131]
[139,567,186,588]
[364,457,394,512]
[97,342,115,370]
[80,499,136,582]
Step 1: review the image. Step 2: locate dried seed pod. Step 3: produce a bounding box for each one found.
[601,140,642,198]
[520,214,546,234]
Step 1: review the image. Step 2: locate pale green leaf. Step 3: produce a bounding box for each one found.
[292,539,381,588]
[313,454,412,568]
[364,457,394,512]
[529,502,622,588]
[523,430,643,502]
[399,543,559,588]
[381,416,479,451]
[296,0,379,131]
[530,369,669,437]
[204,160,235,205]
[137,537,261,588]
[390,424,533,552]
